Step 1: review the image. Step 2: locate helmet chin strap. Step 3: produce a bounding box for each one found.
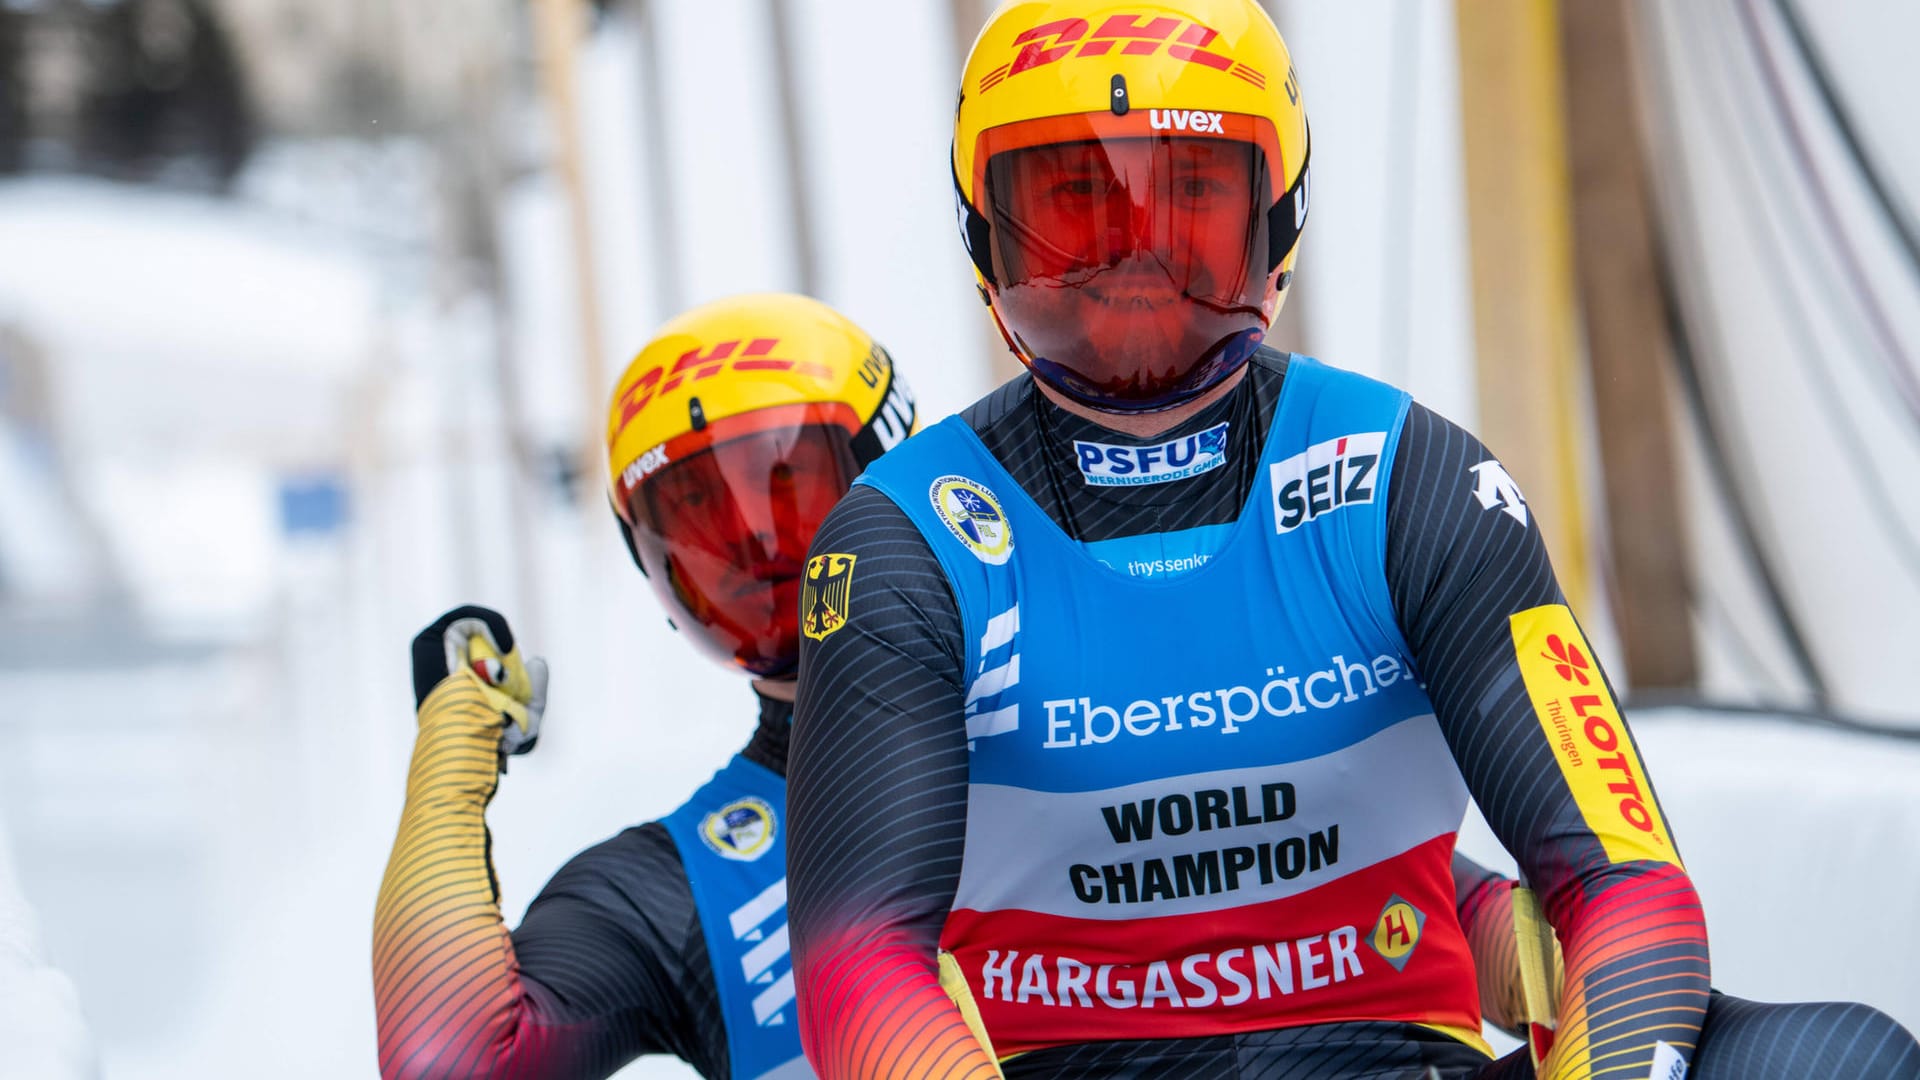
[613,499,649,578]
[954,152,998,288]
[752,678,799,703]
[1032,363,1252,439]
[1264,123,1312,272]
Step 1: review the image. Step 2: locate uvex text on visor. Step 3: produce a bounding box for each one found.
[953,0,1311,412]
[605,294,916,678]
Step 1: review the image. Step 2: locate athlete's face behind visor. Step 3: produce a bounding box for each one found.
[627,420,856,679]
[985,133,1273,411]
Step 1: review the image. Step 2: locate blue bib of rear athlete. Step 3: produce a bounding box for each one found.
[662,755,812,1080]
[854,358,1484,1056]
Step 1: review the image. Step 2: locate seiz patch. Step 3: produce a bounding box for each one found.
[1075,422,1229,487]
[1510,605,1681,868]
[800,553,857,642]
[1269,432,1386,534]
[930,475,1013,565]
[699,796,777,861]
[1368,895,1426,972]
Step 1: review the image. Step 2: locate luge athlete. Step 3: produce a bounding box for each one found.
[785,3,1920,1077]
[373,294,917,1079]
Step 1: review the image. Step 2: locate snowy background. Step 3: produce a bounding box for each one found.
[1,2,1916,1078]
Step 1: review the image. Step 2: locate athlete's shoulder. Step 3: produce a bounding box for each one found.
[542,821,689,897]
[1248,344,1294,379]
[1383,400,1557,649]
[1275,350,1415,401]
[517,821,696,947]
[812,478,927,560]
[1389,402,1531,528]
[957,371,1035,437]
[851,398,1009,527]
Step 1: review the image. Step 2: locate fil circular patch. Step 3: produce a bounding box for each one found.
[700,796,777,861]
[929,475,1013,565]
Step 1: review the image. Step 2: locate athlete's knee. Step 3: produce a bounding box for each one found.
[1815,1002,1920,1075]
[1696,994,1920,1078]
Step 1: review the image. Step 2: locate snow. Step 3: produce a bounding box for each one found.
[0,804,98,1080]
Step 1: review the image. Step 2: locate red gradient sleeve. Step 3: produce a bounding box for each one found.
[372,679,599,1080]
[789,487,1005,1079]
[1535,863,1709,1078]
[1389,411,1711,1079]
[796,935,1001,1079]
[1452,852,1529,1035]
[1506,605,1711,1078]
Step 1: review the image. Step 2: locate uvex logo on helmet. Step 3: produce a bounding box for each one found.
[1150,109,1224,133]
[978,15,1267,93]
[611,338,832,443]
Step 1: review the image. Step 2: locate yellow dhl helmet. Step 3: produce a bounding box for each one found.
[954,0,1310,412]
[605,293,916,678]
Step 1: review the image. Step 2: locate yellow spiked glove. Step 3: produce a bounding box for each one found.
[409,605,548,763]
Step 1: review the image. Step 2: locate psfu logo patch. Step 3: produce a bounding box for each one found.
[800,553,857,642]
[1076,422,1229,487]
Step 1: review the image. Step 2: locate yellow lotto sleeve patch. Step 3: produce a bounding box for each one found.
[1509,605,1682,869]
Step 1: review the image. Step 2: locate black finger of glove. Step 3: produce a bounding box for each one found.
[410,604,517,708]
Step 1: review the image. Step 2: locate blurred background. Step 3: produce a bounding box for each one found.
[0,0,1916,1076]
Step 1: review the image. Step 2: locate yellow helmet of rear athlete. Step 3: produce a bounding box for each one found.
[954,0,1310,412]
[605,293,917,678]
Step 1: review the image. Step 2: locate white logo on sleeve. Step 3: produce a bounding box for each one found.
[1468,461,1529,527]
[1650,1040,1688,1079]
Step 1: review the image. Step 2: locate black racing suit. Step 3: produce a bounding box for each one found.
[787,351,1919,1079]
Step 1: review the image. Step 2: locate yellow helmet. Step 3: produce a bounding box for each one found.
[606,293,916,677]
[953,0,1310,412]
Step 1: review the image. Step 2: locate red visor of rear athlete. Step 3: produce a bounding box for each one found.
[979,115,1280,411]
[626,407,859,678]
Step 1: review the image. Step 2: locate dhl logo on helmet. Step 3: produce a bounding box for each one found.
[606,328,912,519]
[955,2,1311,300]
[608,335,846,512]
[978,15,1269,92]
[610,338,833,437]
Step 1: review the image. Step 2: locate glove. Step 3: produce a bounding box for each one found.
[410,605,548,760]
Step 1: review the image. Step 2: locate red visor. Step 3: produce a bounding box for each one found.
[626,411,859,678]
[978,115,1281,410]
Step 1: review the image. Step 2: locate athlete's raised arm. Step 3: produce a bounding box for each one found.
[788,487,1002,1079]
[373,607,693,1080]
[1387,405,1710,1078]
